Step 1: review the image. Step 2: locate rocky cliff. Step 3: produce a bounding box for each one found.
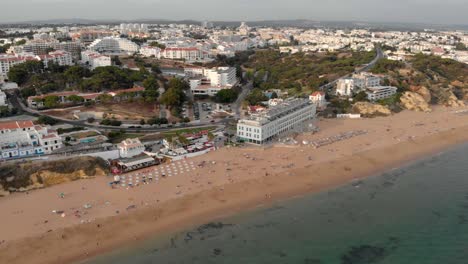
[400,92,432,112]
[0,156,108,196]
[352,102,392,117]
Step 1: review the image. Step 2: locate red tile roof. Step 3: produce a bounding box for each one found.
[0,120,35,130]
[311,91,325,96]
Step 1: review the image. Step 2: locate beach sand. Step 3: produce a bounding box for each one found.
[1,106,468,264]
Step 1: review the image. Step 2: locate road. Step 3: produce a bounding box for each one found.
[6,90,226,133]
[318,46,384,92]
[233,81,253,118]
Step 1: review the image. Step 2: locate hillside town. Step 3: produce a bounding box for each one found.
[0,21,467,164]
[1,0,468,260]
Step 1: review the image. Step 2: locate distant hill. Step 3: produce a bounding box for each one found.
[1,18,467,31]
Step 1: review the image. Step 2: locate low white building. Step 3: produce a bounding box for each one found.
[118,138,145,158]
[0,120,62,159]
[81,51,112,69]
[160,47,208,61]
[309,91,327,109]
[366,86,398,101]
[237,98,316,145]
[139,46,161,58]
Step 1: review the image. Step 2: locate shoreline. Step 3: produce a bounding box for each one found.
[1,118,468,264]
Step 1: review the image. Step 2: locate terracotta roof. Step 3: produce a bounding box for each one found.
[163,47,200,52]
[311,91,325,96]
[0,120,35,130]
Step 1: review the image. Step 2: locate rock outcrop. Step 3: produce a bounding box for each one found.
[400,92,432,112]
[352,102,392,117]
[444,91,465,107]
[0,156,108,196]
[410,86,431,103]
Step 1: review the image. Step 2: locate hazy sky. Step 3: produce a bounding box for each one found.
[2,0,467,25]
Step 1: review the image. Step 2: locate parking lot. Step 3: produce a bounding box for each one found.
[193,102,232,122]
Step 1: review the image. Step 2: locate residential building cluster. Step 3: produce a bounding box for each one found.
[336,72,397,101]
[0,120,63,159]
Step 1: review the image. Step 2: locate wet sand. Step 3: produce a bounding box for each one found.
[1,106,468,264]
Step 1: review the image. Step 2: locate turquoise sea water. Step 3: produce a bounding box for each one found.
[84,143,468,264]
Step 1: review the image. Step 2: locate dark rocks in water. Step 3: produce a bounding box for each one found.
[279,252,287,257]
[254,221,277,229]
[170,238,177,248]
[184,232,194,242]
[213,248,222,256]
[382,181,395,188]
[197,222,233,234]
[351,180,364,188]
[341,245,387,264]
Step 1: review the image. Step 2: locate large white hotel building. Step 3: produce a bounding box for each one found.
[237,98,316,145]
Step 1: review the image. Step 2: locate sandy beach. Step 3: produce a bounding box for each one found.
[1,106,468,264]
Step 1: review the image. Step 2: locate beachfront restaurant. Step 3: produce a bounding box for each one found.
[114,155,159,173]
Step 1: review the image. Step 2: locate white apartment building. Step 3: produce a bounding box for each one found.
[81,50,112,69]
[0,53,39,81]
[139,46,162,58]
[336,78,355,96]
[89,37,140,55]
[366,86,398,101]
[0,120,63,159]
[118,138,145,158]
[38,50,73,68]
[160,47,208,61]
[204,67,237,87]
[189,67,238,96]
[120,23,149,34]
[352,72,381,89]
[237,98,316,145]
[0,90,7,106]
[16,39,82,59]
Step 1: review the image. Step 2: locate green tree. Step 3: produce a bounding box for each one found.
[143,75,159,90]
[43,95,60,108]
[39,83,59,94]
[245,89,268,105]
[214,89,238,103]
[149,42,166,49]
[37,115,58,125]
[64,65,90,85]
[97,94,113,103]
[20,87,37,98]
[8,66,29,85]
[67,95,84,104]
